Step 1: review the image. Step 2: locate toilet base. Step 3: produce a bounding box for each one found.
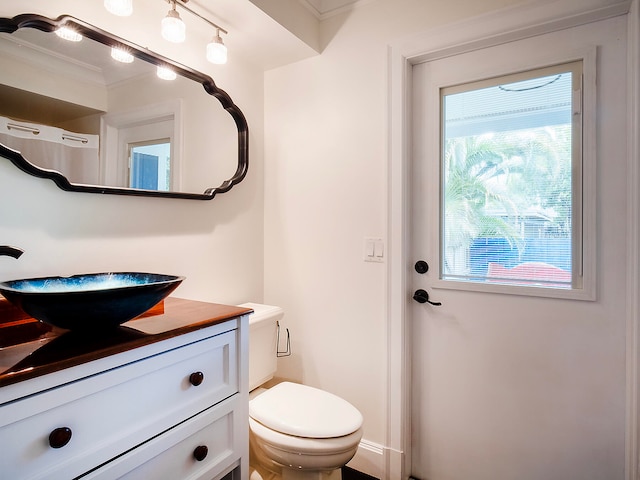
[250,464,342,480]
[282,468,342,480]
[250,464,279,480]
[251,441,342,480]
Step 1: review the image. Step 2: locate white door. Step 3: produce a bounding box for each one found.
[410,15,628,480]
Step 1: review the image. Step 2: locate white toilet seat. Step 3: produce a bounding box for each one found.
[249,417,363,455]
[249,382,363,438]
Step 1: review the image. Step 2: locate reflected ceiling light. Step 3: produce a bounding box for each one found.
[104,0,133,16]
[111,47,134,63]
[161,0,186,43]
[157,66,177,80]
[55,27,83,42]
[206,29,227,64]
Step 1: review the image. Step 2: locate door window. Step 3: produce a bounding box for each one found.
[440,61,585,291]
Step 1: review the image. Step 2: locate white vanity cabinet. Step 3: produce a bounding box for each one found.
[0,299,250,480]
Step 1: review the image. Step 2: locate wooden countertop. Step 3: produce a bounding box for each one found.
[0,297,252,388]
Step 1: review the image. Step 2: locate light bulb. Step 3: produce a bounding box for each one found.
[111,47,134,63]
[104,0,133,16]
[206,32,227,64]
[157,66,177,80]
[161,4,185,43]
[55,27,83,42]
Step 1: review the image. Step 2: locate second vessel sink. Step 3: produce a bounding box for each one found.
[0,272,184,332]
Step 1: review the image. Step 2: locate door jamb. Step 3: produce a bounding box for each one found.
[625,2,640,479]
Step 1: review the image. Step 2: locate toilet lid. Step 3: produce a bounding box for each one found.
[249,382,363,438]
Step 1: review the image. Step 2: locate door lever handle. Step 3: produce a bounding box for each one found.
[413,289,442,306]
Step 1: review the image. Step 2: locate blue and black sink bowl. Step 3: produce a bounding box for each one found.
[0,272,184,333]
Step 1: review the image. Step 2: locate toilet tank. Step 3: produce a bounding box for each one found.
[238,303,284,391]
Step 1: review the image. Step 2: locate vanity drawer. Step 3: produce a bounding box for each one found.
[81,395,243,480]
[0,329,238,480]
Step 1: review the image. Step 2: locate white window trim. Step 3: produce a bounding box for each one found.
[427,48,597,301]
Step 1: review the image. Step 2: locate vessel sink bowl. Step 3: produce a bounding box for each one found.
[0,272,184,331]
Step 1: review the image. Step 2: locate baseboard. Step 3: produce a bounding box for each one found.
[346,439,386,479]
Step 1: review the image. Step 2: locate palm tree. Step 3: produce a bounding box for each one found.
[442,125,571,276]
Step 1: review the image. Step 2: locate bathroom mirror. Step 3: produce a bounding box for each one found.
[0,14,248,200]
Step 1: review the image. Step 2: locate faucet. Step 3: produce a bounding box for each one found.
[0,246,24,259]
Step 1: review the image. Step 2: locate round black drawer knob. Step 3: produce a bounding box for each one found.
[49,427,72,449]
[189,371,204,386]
[193,445,208,461]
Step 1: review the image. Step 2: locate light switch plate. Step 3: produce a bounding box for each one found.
[364,237,384,263]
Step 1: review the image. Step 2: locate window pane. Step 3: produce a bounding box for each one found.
[129,141,171,191]
[441,64,580,288]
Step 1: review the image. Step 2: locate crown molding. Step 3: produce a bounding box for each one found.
[297,0,373,21]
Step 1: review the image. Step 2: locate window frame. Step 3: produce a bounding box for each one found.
[100,99,182,191]
[428,48,597,301]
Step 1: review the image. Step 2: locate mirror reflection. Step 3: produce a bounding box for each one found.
[0,14,248,200]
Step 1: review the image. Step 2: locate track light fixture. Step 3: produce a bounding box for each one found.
[161,0,186,43]
[104,0,133,17]
[206,29,227,65]
[104,0,229,65]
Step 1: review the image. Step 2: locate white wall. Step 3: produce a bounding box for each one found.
[264,0,527,466]
[264,0,635,478]
[0,0,265,306]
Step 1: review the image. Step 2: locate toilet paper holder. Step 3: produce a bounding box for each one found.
[277,321,291,357]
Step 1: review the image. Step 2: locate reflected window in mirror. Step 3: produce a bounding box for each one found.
[108,108,178,191]
[130,140,171,191]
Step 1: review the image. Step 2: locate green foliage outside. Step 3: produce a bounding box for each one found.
[443,124,572,275]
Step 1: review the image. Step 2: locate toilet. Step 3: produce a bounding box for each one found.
[240,303,363,480]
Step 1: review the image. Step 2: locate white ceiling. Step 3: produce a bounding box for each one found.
[187,0,321,70]
[299,0,363,17]
[176,0,369,70]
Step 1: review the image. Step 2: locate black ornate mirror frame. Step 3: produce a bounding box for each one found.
[0,14,249,200]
